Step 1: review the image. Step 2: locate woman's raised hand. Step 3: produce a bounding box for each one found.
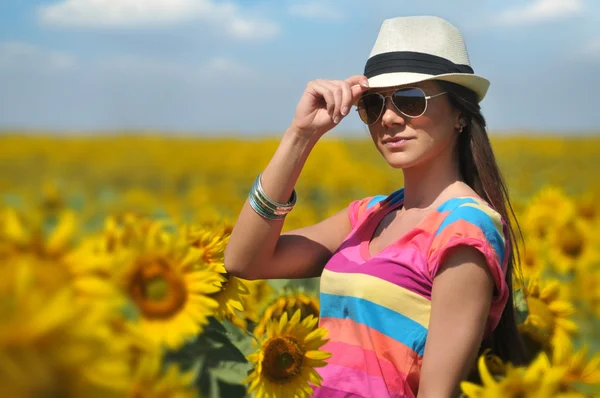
[289,75,369,140]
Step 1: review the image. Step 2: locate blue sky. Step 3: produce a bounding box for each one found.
[0,0,599,136]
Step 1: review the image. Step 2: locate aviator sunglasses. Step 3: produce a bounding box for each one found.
[356,87,447,125]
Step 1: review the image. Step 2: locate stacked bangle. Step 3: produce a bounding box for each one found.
[248,172,297,220]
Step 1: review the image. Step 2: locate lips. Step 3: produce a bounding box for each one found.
[383,137,414,144]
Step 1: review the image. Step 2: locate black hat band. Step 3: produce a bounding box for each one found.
[364,51,474,78]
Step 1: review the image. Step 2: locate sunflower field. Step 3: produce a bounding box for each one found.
[0,133,599,397]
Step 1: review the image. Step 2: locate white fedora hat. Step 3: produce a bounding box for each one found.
[363,16,490,102]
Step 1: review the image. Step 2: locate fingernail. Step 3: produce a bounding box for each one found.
[341,106,349,116]
[334,115,340,124]
[361,81,369,88]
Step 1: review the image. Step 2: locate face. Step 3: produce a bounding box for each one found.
[364,80,463,170]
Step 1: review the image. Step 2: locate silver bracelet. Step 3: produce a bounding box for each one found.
[248,172,297,220]
[249,173,296,219]
[255,172,296,209]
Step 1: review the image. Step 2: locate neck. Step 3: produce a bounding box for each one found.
[401,144,464,209]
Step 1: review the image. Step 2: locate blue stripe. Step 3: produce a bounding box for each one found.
[366,195,387,210]
[435,205,505,265]
[366,188,405,210]
[437,197,479,212]
[319,292,428,356]
[388,188,405,205]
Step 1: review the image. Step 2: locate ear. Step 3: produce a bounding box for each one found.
[454,111,467,129]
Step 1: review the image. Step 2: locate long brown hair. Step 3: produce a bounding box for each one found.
[437,80,532,368]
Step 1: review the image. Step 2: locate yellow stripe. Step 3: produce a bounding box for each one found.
[320,268,431,328]
[460,202,505,245]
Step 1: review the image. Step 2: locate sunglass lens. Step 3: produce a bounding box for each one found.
[392,88,426,117]
[358,94,383,124]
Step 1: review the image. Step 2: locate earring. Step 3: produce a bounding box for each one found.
[457,124,464,133]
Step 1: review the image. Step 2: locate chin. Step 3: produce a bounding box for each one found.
[382,152,420,169]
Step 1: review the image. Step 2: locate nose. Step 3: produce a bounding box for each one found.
[380,96,406,127]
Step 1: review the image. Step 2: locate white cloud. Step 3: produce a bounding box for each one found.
[0,41,76,71]
[38,0,279,40]
[96,54,256,80]
[496,0,583,26]
[289,2,344,21]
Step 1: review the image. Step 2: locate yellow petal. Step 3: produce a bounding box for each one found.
[305,350,332,361]
[460,381,483,397]
[548,301,575,317]
[477,354,496,387]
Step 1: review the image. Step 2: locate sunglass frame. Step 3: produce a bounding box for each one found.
[356,87,448,125]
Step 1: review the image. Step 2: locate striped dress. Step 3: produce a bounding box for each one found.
[312,188,510,398]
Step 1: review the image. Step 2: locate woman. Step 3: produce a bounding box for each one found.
[225,16,530,397]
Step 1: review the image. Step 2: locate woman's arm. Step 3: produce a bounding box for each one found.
[417,244,496,398]
[224,75,369,280]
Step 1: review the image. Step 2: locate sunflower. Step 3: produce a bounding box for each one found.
[62,237,124,306]
[546,216,599,275]
[0,207,124,307]
[210,274,250,327]
[3,251,73,297]
[570,268,600,318]
[127,349,198,398]
[40,179,65,213]
[552,343,600,390]
[118,235,223,349]
[246,310,331,398]
[185,222,230,266]
[461,350,577,398]
[102,212,167,252]
[521,186,576,241]
[244,280,275,324]
[574,191,599,224]
[516,237,547,281]
[71,215,224,350]
[0,207,77,260]
[0,262,143,397]
[254,289,320,338]
[518,277,578,361]
[183,223,249,327]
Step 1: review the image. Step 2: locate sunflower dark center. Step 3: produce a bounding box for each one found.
[262,336,305,383]
[128,255,187,319]
[524,250,537,269]
[285,300,319,321]
[560,226,584,258]
[579,203,596,221]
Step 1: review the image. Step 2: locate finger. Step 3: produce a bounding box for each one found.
[344,75,370,107]
[345,74,369,89]
[310,81,335,118]
[320,80,343,123]
[338,81,353,118]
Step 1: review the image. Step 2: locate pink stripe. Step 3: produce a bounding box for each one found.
[312,385,367,398]
[319,317,422,394]
[349,196,384,229]
[318,364,414,398]
[324,251,433,300]
[325,342,410,394]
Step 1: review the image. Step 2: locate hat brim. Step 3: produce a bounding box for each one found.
[355,72,490,105]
